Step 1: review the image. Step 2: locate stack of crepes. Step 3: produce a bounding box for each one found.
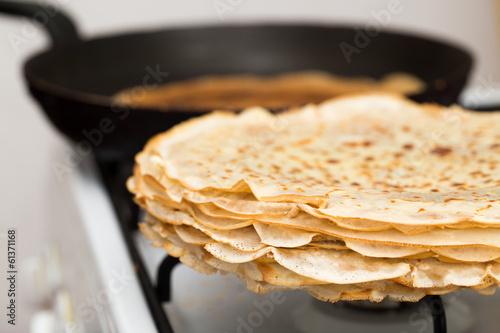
[128,94,500,302]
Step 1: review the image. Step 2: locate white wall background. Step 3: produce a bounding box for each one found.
[1,0,500,331]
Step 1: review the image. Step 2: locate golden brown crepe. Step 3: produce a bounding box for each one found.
[114,71,425,111]
[128,94,500,302]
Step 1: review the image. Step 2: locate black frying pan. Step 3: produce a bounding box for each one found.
[0,1,473,159]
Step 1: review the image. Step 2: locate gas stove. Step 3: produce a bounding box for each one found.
[31,151,500,333]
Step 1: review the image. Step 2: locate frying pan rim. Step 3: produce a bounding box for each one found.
[24,22,474,112]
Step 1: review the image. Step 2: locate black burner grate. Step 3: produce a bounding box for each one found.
[95,154,447,333]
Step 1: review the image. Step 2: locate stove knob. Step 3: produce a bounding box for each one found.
[55,289,83,333]
[24,243,64,305]
[30,310,55,333]
[24,256,52,305]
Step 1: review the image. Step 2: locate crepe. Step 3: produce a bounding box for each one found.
[129,94,500,302]
[113,71,425,111]
[142,202,500,261]
[147,94,500,223]
[140,216,500,302]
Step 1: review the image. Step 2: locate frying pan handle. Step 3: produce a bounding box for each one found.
[0,0,80,47]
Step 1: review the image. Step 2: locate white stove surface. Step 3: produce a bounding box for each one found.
[58,157,500,333]
[51,157,157,333]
